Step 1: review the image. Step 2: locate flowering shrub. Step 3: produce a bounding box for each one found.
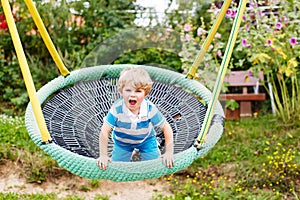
[0,0,139,114]
[177,2,245,91]
[177,13,226,90]
[0,13,8,30]
[177,0,299,121]
[235,0,300,122]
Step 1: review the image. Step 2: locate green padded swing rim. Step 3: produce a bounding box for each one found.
[25,64,224,182]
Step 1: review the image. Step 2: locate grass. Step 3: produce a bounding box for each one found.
[0,193,109,200]
[0,115,66,183]
[161,115,300,199]
[0,114,299,199]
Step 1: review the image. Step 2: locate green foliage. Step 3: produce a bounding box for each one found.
[225,99,240,111]
[162,115,300,199]
[0,0,139,114]
[0,113,300,199]
[94,195,110,200]
[114,48,182,72]
[89,179,101,188]
[79,185,90,192]
[81,27,183,72]
[235,0,300,123]
[62,196,85,200]
[171,3,235,90]
[0,193,57,200]
[0,115,65,183]
[170,0,300,122]
[0,57,27,114]
[0,0,188,114]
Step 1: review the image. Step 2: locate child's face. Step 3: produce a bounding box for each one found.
[121,85,146,114]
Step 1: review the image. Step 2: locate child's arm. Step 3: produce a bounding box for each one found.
[97,123,112,170]
[161,122,174,168]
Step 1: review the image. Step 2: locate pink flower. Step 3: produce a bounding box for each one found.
[197,27,206,36]
[284,16,290,23]
[289,37,297,47]
[180,35,185,42]
[248,70,253,77]
[183,24,192,32]
[214,10,219,16]
[266,39,272,46]
[226,9,236,18]
[242,39,247,47]
[217,50,222,57]
[275,22,282,30]
[185,34,191,41]
[258,11,265,17]
[187,53,193,58]
[245,24,250,31]
[215,32,221,39]
[226,9,231,18]
[230,10,237,18]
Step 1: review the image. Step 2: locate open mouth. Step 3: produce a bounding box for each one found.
[129,99,137,106]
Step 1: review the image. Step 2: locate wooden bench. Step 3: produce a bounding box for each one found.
[220,70,266,119]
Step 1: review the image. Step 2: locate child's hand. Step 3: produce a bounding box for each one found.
[162,152,174,168]
[97,155,111,170]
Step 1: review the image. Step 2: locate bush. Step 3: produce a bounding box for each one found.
[235,0,300,122]
[0,0,138,114]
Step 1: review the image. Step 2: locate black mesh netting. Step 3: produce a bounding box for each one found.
[42,78,207,158]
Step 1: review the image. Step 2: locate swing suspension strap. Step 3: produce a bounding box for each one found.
[193,0,247,147]
[2,0,71,142]
[1,0,52,143]
[186,0,233,80]
[24,0,70,76]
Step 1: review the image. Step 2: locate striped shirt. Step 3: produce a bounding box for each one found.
[104,98,166,146]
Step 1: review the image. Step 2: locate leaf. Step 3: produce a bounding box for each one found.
[287,58,298,68]
[251,53,271,64]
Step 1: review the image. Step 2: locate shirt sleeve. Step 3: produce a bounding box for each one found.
[104,112,117,128]
[103,98,123,128]
[149,103,166,127]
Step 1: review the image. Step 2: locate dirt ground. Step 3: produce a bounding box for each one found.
[0,161,173,200]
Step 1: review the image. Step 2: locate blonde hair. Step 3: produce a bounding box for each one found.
[118,68,153,96]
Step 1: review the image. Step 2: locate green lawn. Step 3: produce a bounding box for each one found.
[161,115,300,199]
[0,114,299,199]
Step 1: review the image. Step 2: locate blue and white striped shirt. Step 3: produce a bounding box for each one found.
[104,98,165,146]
